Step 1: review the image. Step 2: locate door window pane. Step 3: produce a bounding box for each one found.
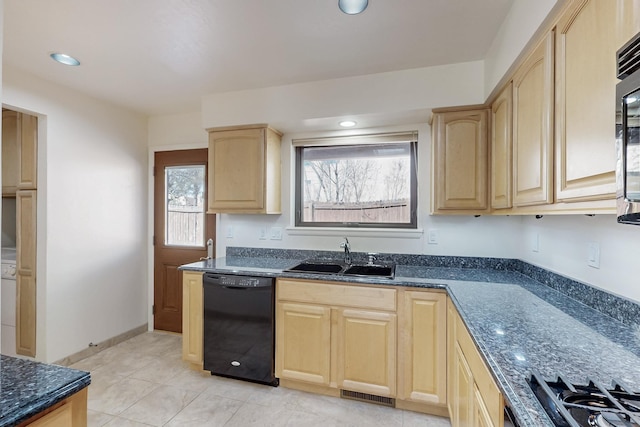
[165,165,206,246]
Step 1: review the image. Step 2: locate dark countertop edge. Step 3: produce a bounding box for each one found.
[1,375,91,427]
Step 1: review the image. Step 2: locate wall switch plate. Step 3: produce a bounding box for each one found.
[532,233,539,253]
[270,227,283,240]
[587,242,600,268]
[226,226,234,239]
[427,229,439,245]
[258,227,267,240]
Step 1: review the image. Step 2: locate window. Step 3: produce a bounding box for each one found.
[165,165,206,246]
[294,132,418,228]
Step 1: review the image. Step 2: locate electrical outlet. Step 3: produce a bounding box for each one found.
[532,233,539,253]
[427,229,439,245]
[270,227,283,240]
[258,227,267,240]
[226,226,234,239]
[587,242,600,269]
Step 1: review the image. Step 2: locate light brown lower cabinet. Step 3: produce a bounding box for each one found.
[18,387,87,427]
[181,271,203,367]
[276,302,331,385]
[448,298,504,427]
[276,278,448,416]
[337,308,396,397]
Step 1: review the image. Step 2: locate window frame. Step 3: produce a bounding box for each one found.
[294,133,418,229]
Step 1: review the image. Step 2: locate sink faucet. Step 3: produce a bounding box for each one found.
[340,237,351,265]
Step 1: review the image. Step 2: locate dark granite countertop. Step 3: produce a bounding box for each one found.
[181,253,640,427]
[0,355,91,426]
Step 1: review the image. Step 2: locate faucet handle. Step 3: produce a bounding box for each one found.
[366,252,378,265]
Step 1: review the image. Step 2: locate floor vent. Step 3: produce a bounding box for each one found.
[340,389,395,407]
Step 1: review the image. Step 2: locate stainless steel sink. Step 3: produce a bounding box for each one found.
[283,259,395,279]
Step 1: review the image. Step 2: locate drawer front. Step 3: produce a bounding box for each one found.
[277,279,396,311]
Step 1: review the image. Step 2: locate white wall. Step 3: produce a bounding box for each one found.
[483,0,559,97]
[202,61,485,132]
[520,215,640,302]
[3,65,149,362]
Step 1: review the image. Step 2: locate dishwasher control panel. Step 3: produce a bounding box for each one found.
[207,274,274,288]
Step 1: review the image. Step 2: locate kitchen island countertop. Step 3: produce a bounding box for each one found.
[182,255,640,427]
[0,355,90,426]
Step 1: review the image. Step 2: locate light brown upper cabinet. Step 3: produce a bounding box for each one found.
[512,31,555,207]
[207,124,282,214]
[2,110,38,196]
[431,107,489,214]
[555,0,640,203]
[490,84,513,210]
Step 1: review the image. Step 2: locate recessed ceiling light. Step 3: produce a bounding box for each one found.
[50,53,80,66]
[339,0,368,15]
[339,120,357,127]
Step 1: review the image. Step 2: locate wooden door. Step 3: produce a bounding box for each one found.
[491,83,513,210]
[337,308,397,397]
[401,291,447,405]
[512,30,554,207]
[275,302,332,385]
[154,149,215,333]
[432,108,489,212]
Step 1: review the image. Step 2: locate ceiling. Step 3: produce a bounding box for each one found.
[3,0,514,117]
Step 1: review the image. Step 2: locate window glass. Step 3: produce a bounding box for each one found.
[295,138,417,228]
[165,165,206,246]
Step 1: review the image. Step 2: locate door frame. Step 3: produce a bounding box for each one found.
[147,143,211,331]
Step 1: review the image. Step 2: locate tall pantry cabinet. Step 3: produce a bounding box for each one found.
[2,108,38,357]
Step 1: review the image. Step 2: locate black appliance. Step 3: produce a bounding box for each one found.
[616,31,640,225]
[528,371,640,426]
[203,273,278,386]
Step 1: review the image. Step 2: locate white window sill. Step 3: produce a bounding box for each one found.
[285,226,424,239]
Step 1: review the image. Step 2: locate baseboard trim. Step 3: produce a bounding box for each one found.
[53,323,148,366]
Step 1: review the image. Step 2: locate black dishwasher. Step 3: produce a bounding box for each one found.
[203,273,278,386]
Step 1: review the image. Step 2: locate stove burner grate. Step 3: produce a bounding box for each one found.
[528,371,640,427]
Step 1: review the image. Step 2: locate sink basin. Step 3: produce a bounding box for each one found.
[343,264,395,279]
[284,260,348,274]
[283,259,395,279]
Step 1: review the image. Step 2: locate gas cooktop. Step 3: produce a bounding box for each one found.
[529,372,640,427]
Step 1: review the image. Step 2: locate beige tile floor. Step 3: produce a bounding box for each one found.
[71,331,451,427]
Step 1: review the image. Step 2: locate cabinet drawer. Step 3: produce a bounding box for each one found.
[277,279,396,311]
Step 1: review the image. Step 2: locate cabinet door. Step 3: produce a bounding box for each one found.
[555,0,640,202]
[491,84,513,210]
[276,302,331,385]
[432,109,489,212]
[28,402,73,427]
[447,299,457,420]
[18,112,38,190]
[2,110,19,195]
[208,128,265,212]
[337,308,396,397]
[401,291,446,405]
[16,190,36,357]
[512,31,554,207]
[474,385,497,427]
[182,271,203,365]
[453,342,474,427]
